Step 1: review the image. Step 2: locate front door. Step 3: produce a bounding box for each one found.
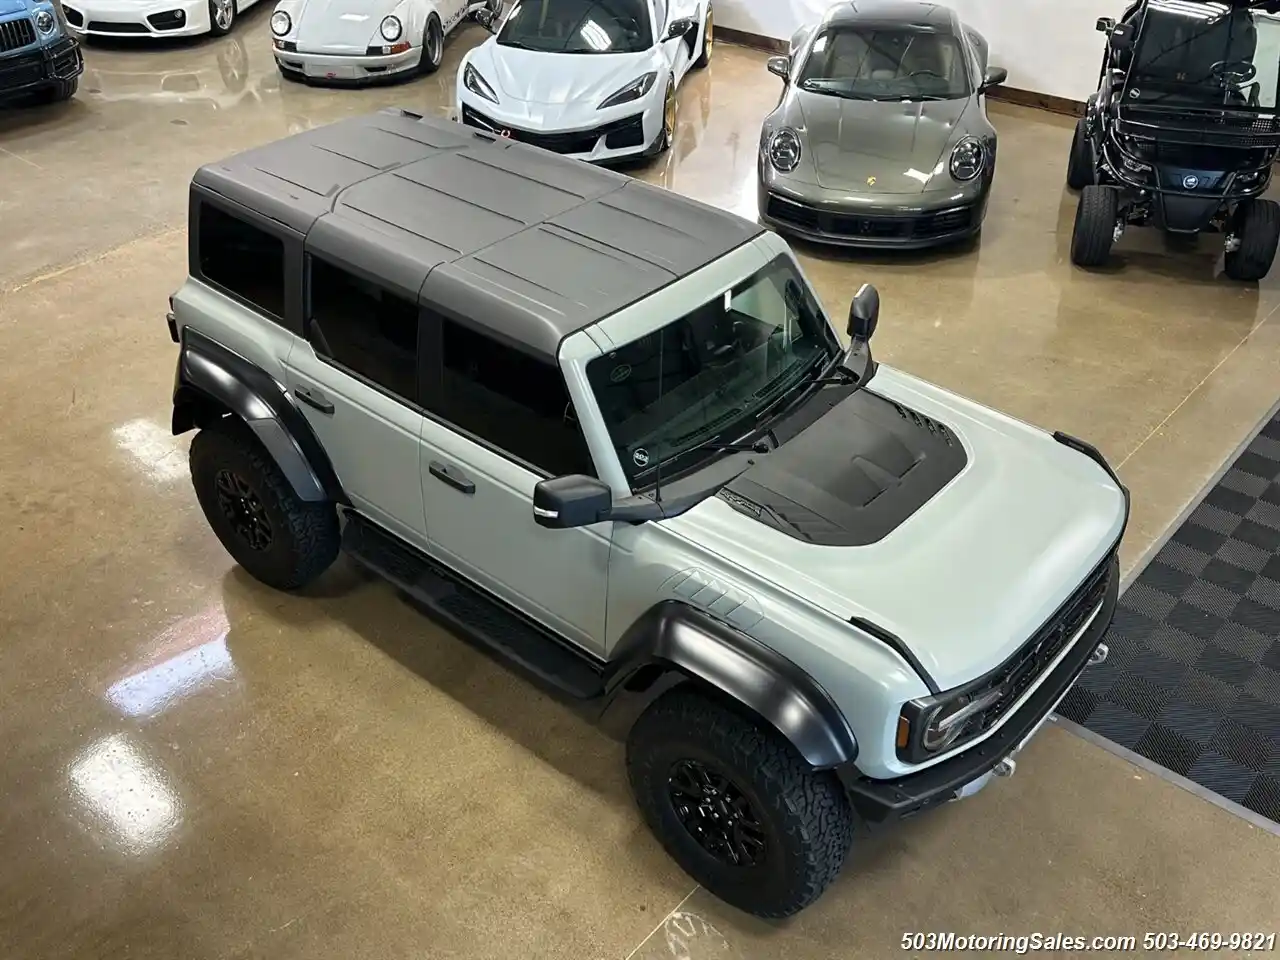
[418,318,609,653]
[285,256,427,546]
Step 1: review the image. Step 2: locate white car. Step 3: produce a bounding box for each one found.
[62,0,261,38]
[270,0,496,84]
[457,0,713,162]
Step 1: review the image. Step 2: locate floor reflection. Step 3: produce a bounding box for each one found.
[68,733,182,855]
[105,606,236,718]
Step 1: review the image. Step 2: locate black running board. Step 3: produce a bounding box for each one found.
[341,513,606,702]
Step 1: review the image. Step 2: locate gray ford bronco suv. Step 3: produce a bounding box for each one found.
[169,108,1128,918]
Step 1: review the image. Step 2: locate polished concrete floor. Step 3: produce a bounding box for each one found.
[2,15,1280,959]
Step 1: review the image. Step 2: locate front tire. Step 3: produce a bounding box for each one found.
[1066,117,1093,190]
[626,689,854,919]
[654,75,676,155]
[1224,198,1280,281]
[419,16,443,75]
[207,0,235,36]
[693,3,713,69]
[1071,184,1118,268]
[190,418,340,591]
[33,77,78,103]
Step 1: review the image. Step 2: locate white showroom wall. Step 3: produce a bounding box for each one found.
[716,0,1130,102]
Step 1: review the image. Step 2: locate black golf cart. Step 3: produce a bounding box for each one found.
[1067,0,1280,280]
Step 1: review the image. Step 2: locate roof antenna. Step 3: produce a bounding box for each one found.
[653,335,665,505]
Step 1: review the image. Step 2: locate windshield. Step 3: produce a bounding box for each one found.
[1125,3,1280,110]
[798,26,972,101]
[496,0,653,54]
[587,256,835,487]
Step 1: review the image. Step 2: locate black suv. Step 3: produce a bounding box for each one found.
[1067,0,1280,280]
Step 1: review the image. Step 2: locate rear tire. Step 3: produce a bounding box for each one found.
[626,689,854,918]
[419,16,443,75]
[190,418,340,591]
[1071,184,1118,268]
[1066,117,1093,190]
[207,0,234,36]
[1224,199,1280,282]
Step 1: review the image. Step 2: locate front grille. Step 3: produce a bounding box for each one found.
[147,10,186,30]
[87,19,148,32]
[968,553,1114,733]
[0,17,36,52]
[62,5,84,26]
[461,104,644,155]
[766,193,974,241]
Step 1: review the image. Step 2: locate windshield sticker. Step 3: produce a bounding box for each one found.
[610,363,632,384]
[633,448,650,468]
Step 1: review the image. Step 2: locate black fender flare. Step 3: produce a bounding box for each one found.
[598,600,858,769]
[171,328,346,505]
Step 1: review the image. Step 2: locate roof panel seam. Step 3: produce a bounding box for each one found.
[388,170,532,227]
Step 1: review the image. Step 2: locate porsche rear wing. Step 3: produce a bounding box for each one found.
[1116,103,1280,151]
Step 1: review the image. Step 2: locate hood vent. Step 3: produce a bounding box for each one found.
[890,401,954,446]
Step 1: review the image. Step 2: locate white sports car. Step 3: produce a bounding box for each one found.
[457,0,713,162]
[61,0,261,38]
[271,0,497,85]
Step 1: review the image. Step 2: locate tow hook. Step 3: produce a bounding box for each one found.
[1089,642,1109,666]
[993,757,1017,778]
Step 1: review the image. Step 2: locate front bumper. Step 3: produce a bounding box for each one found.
[458,99,658,163]
[840,552,1120,824]
[0,36,82,99]
[758,179,989,250]
[273,42,421,86]
[62,0,211,37]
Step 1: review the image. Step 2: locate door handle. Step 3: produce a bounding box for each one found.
[294,386,334,415]
[429,461,476,495]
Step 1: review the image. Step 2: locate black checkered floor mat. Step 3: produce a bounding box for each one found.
[1058,414,1280,825]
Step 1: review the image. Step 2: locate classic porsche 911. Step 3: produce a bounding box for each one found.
[456,0,712,162]
[270,0,497,84]
[757,0,1008,250]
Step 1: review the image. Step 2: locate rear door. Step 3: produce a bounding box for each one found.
[284,254,428,546]
[416,314,610,653]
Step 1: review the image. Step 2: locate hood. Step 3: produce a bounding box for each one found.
[0,0,31,17]
[664,368,1127,693]
[478,43,654,104]
[295,0,396,52]
[793,91,971,194]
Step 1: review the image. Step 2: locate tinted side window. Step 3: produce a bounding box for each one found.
[197,203,286,318]
[308,257,418,401]
[438,320,595,478]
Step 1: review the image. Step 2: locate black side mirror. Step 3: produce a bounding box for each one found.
[476,7,496,30]
[1110,22,1135,51]
[533,475,612,529]
[1096,17,1116,33]
[663,17,694,41]
[848,283,879,342]
[767,55,790,80]
[980,66,1008,92]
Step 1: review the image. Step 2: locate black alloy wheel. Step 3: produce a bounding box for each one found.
[667,758,767,867]
[213,469,273,552]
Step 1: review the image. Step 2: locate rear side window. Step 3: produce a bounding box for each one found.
[436,320,595,478]
[197,203,286,318]
[308,257,419,401]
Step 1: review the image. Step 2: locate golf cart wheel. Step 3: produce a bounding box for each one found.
[1224,199,1280,282]
[420,15,443,75]
[1071,184,1118,268]
[626,689,854,919]
[1066,117,1093,190]
[190,417,340,591]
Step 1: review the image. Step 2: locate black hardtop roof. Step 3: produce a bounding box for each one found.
[191,108,763,360]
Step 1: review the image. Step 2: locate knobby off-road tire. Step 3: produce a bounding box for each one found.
[1071,184,1118,268]
[34,76,78,103]
[626,689,855,918]
[1224,198,1280,282]
[190,418,340,591]
[1066,117,1093,190]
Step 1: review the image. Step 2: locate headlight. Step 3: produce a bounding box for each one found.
[949,137,984,181]
[768,128,802,173]
[270,10,290,35]
[898,684,1007,761]
[598,72,657,109]
[380,14,401,41]
[35,9,56,32]
[463,63,499,104]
